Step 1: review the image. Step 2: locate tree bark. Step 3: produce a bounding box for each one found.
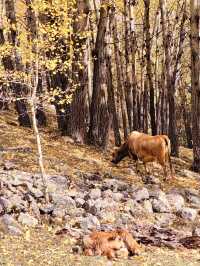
[160,0,178,156]
[190,0,200,172]
[4,0,31,127]
[88,1,110,147]
[144,0,157,136]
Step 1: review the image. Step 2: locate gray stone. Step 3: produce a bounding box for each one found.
[66,207,85,217]
[151,198,171,213]
[181,169,200,179]
[6,225,22,236]
[52,208,66,218]
[102,189,113,198]
[29,187,43,198]
[149,189,166,199]
[166,193,185,212]
[102,179,128,192]
[89,188,101,200]
[3,161,15,171]
[142,175,161,185]
[79,214,100,231]
[142,200,153,214]
[30,201,40,219]
[95,198,118,211]
[8,195,27,212]
[192,227,200,236]
[155,213,176,227]
[150,189,171,213]
[0,197,12,212]
[132,187,149,202]
[75,198,85,208]
[98,210,117,223]
[18,213,38,227]
[185,189,200,206]
[50,193,76,208]
[0,214,22,235]
[178,207,197,221]
[112,192,124,202]
[124,199,145,216]
[39,204,54,214]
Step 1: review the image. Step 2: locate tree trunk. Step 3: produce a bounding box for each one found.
[144,0,157,136]
[26,0,47,127]
[160,0,178,156]
[88,1,110,147]
[106,15,121,147]
[112,8,129,139]
[5,0,31,127]
[70,0,90,143]
[190,0,200,172]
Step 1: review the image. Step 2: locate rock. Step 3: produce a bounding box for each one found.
[3,161,15,171]
[0,214,22,235]
[150,189,171,213]
[84,172,102,182]
[151,198,171,213]
[6,225,22,236]
[185,189,200,206]
[0,204,3,215]
[9,195,28,212]
[192,227,200,237]
[52,208,66,219]
[83,198,96,210]
[30,201,40,219]
[50,194,76,208]
[142,200,153,214]
[102,189,113,198]
[72,245,82,254]
[181,169,200,179]
[102,179,129,192]
[95,198,118,211]
[142,175,161,185]
[75,198,85,208]
[29,187,43,199]
[117,213,134,226]
[48,175,70,186]
[178,207,197,221]
[112,192,124,202]
[98,211,116,223]
[0,197,12,212]
[18,213,38,227]
[132,187,149,202]
[39,204,54,214]
[79,214,100,231]
[166,193,185,212]
[116,248,129,259]
[89,188,101,200]
[149,188,165,199]
[66,208,85,218]
[124,199,145,217]
[155,213,176,227]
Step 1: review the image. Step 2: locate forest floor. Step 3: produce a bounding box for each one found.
[0,108,200,266]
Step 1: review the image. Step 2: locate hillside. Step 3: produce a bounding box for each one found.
[0,109,200,266]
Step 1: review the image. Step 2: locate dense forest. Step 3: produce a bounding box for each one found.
[0,0,199,171]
